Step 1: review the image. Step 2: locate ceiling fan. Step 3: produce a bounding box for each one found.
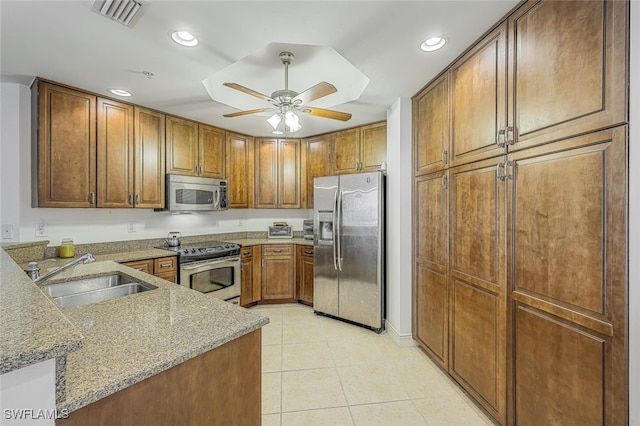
[222,51,352,134]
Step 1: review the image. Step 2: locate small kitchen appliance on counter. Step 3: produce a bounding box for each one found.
[268,222,293,239]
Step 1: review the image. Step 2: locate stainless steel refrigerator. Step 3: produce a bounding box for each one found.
[313,171,385,332]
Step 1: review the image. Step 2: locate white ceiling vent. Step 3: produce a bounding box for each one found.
[91,0,148,28]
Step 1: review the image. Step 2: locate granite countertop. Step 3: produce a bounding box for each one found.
[49,261,269,413]
[0,250,83,375]
[226,237,313,247]
[1,251,269,414]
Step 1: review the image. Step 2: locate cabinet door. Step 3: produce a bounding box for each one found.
[278,139,301,208]
[262,245,295,300]
[36,81,96,207]
[360,122,386,172]
[198,124,225,178]
[296,245,314,305]
[134,107,165,208]
[449,157,506,423]
[123,259,154,274]
[254,138,278,208]
[225,132,254,208]
[97,98,134,208]
[507,127,627,425]
[414,74,449,175]
[166,116,198,176]
[333,128,360,174]
[508,0,628,151]
[450,23,507,167]
[240,256,254,307]
[413,170,449,369]
[304,135,333,208]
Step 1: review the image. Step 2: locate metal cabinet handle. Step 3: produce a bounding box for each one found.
[505,126,515,146]
[272,249,283,253]
[304,249,313,255]
[496,162,506,181]
[441,150,448,165]
[441,174,448,189]
[89,192,96,204]
[159,262,172,268]
[496,127,506,148]
[136,194,140,204]
[129,194,134,205]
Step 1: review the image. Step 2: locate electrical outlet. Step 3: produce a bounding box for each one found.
[127,222,136,233]
[2,224,14,239]
[35,220,48,237]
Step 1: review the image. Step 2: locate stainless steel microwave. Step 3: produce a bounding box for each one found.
[164,174,228,212]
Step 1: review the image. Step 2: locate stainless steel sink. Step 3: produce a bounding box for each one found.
[40,273,157,308]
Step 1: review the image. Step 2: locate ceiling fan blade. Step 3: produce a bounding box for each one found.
[292,82,337,105]
[223,82,274,103]
[223,108,271,118]
[302,107,352,121]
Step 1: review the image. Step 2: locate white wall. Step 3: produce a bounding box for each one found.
[0,83,310,247]
[628,2,638,424]
[0,359,57,425]
[385,97,414,344]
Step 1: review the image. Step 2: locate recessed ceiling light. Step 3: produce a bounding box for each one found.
[109,89,132,97]
[420,36,447,52]
[171,31,198,47]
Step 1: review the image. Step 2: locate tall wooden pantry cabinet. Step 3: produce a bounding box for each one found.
[412,1,629,425]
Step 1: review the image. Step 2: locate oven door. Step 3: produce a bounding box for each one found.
[180,256,241,301]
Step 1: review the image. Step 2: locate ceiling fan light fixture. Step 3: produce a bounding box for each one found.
[267,113,281,130]
[420,36,447,52]
[171,31,198,47]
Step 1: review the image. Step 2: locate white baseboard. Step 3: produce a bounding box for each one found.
[385,320,416,347]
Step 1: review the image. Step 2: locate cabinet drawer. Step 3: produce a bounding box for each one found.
[300,246,314,257]
[240,247,254,259]
[155,270,177,283]
[262,244,293,257]
[154,256,177,273]
[123,259,153,274]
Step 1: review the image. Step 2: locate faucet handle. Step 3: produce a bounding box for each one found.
[25,262,41,280]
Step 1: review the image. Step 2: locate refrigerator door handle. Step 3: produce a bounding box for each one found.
[332,189,338,271]
[337,189,343,271]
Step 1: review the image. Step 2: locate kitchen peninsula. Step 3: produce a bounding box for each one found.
[0,244,268,425]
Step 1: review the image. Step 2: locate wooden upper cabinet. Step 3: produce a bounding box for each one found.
[225,132,254,208]
[97,98,134,208]
[166,116,198,176]
[333,128,360,174]
[254,138,301,209]
[507,0,628,151]
[360,122,387,172]
[199,124,225,178]
[414,74,449,175]
[134,107,165,209]
[303,134,333,208]
[36,81,97,207]
[450,23,507,167]
[278,139,301,208]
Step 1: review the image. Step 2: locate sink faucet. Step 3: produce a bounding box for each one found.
[26,253,96,285]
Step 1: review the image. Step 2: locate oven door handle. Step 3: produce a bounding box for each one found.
[180,256,239,270]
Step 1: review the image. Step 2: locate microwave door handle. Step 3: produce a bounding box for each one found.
[214,188,220,207]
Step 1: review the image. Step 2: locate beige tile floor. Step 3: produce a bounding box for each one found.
[250,303,495,426]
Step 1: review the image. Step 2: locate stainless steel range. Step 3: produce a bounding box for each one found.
[159,241,241,302]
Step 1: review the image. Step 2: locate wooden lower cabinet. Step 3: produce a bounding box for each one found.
[240,246,261,307]
[261,244,295,301]
[58,329,261,426]
[296,245,314,306]
[507,127,627,425]
[122,256,177,284]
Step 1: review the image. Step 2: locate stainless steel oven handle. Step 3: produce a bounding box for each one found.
[180,256,240,270]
